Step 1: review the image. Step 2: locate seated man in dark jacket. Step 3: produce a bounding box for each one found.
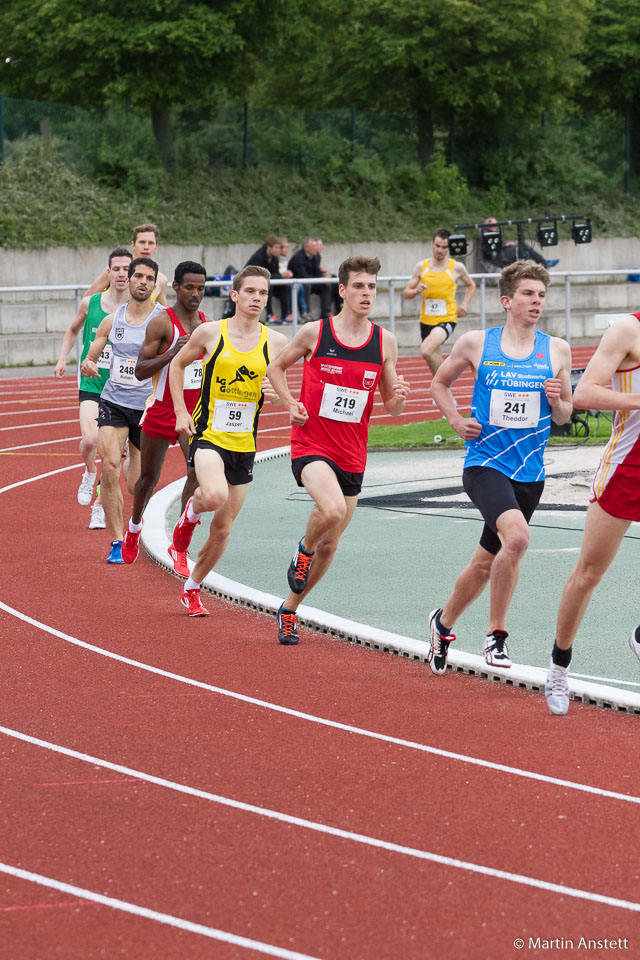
[288,237,340,321]
[245,235,291,323]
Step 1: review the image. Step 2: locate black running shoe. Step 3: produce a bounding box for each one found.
[484,630,511,668]
[277,604,299,645]
[287,539,314,594]
[428,608,455,676]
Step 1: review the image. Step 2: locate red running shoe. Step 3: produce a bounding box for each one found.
[180,587,209,617]
[121,523,142,564]
[168,544,190,578]
[172,497,200,552]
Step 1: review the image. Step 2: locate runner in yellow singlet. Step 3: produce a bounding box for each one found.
[403,227,476,375]
[167,265,288,617]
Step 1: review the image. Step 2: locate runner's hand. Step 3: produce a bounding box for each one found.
[261,377,281,405]
[53,359,66,378]
[393,375,410,402]
[80,359,99,378]
[171,335,191,356]
[543,378,563,403]
[288,400,308,426]
[175,411,196,436]
[452,415,482,441]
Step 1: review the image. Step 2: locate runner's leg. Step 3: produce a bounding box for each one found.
[97,425,129,541]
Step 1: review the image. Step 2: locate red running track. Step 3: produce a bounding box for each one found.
[1,352,639,960]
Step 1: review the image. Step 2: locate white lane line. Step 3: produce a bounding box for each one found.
[0,406,77,418]
[0,862,321,960]
[0,463,83,494]
[0,436,81,454]
[0,418,77,432]
[0,601,637,807]
[570,672,640,688]
[2,727,639,914]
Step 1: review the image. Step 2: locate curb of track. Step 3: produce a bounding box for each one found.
[141,447,640,716]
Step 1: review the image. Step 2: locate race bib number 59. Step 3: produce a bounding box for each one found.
[319,383,368,423]
[489,389,540,429]
[212,399,256,432]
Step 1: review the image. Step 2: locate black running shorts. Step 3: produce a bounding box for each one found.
[188,439,255,485]
[420,321,455,343]
[97,398,143,449]
[462,465,544,556]
[291,455,364,497]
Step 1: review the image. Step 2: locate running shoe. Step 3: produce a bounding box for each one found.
[545,658,570,715]
[106,540,125,564]
[77,470,96,506]
[168,544,190,578]
[180,587,209,617]
[172,497,201,552]
[277,603,299,645]
[287,539,315,594]
[628,626,640,664]
[484,630,511,668]
[121,523,143,564]
[88,502,105,529]
[427,608,455,675]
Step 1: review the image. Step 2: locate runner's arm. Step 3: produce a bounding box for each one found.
[546,339,573,425]
[573,316,640,412]
[84,268,109,297]
[169,323,214,434]
[80,314,113,377]
[456,265,476,318]
[262,329,289,406]
[378,330,410,415]
[54,297,90,377]
[135,312,184,380]
[266,323,320,424]
[155,273,169,307]
[431,331,483,440]
[402,261,426,300]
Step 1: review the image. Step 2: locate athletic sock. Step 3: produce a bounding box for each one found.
[184,576,201,592]
[187,501,201,523]
[83,470,97,480]
[551,641,572,668]
[128,518,143,534]
[436,611,452,636]
[632,627,640,646]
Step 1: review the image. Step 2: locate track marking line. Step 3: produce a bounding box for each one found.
[0,899,96,913]
[0,406,77,417]
[0,418,78,432]
[0,862,322,960]
[0,436,81,454]
[0,463,83,494]
[2,726,639,914]
[0,602,638,807]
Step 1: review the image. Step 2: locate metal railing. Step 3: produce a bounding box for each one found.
[1,269,638,344]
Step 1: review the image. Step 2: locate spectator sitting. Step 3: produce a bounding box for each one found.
[245,234,291,324]
[288,237,340,321]
[480,217,559,272]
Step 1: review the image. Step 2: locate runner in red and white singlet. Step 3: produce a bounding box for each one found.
[267,255,410,645]
[549,311,640,715]
[120,262,208,574]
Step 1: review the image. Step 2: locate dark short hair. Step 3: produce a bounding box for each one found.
[264,235,279,248]
[128,257,158,281]
[499,260,550,299]
[232,265,270,292]
[432,228,451,242]
[132,222,159,242]
[108,246,132,267]
[174,261,206,285]
[338,256,381,287]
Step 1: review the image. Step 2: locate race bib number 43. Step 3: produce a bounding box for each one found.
[489,389,540,429]
[212,399,256,432]
[319,383,368,423]
[97,344,112,370]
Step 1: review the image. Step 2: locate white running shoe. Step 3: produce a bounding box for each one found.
[628,626,640,664]
[77,471,97,506]
[545,658,570,715]
[484,630,512,668]
[89,502,106,529]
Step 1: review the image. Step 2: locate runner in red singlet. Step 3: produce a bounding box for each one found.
[546,312,640,714]
[266,255,410,645]
[120,261,208,572]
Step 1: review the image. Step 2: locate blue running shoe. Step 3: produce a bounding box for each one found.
[106,540,125,564]
[277,603,299,645]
